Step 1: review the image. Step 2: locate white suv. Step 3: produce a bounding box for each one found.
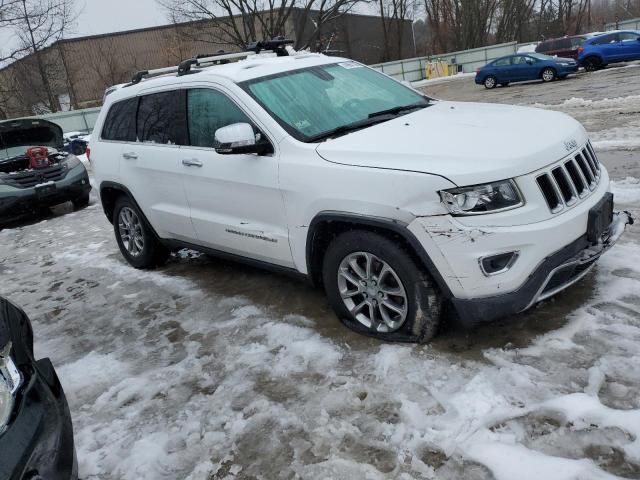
[91,45,633,342]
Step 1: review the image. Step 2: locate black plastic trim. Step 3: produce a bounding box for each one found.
[161,238,308,283]
[306,211,454,298]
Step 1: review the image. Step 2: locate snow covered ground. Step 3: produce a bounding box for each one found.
[0,65,639,479]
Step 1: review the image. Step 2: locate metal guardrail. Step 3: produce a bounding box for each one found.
[371,41,519,81]
[604,17,640,31]
[25,107,102,134]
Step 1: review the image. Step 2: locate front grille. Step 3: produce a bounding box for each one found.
[3,164,67,189]
[536,142,601,214]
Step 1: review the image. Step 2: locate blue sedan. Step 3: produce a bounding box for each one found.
[475,53,579,89]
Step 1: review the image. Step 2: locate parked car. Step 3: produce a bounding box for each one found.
[63,131,90,156]
[91,45,632,343]
[535,35,591,59]
[0,297,77,479]
[0,119,91,222]
[578,30,640,71]
[475,53,578,89]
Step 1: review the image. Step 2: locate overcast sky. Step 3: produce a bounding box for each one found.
[73,0,167,37]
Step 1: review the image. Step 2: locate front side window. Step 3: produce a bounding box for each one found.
[619,32,640,42]
[102,98,138,142]
[137,90,187,145]
[512,56,530,65]
[241,62,430,142]
[187,89,252,148]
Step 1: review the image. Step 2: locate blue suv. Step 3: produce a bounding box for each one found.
[578,30,640,71]
[475,53,578,89]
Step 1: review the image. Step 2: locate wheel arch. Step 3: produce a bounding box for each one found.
[305,211,453,298]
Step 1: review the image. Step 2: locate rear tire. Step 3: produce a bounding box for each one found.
[484,75,497,89]
[583,56,601,72]
[322,230,442,343]
[542,67,556,82]
[113,196,169,269]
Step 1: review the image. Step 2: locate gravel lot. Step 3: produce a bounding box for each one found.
[1,64,640,480]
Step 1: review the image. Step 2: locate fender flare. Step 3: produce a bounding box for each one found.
[305,211,453,299]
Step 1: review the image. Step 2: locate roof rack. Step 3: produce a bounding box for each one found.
[126,38,294,87]
[245,37,294,56]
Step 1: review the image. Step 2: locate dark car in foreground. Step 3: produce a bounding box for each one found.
[0,119,91,222]
[535,34,596,60]
[0,297,77,479]
[475,53,578,89]
[578,30,640,71]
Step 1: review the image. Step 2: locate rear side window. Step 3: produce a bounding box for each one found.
[536,41,551,53]
[571,36,586,47]
[137,90,187,145]
[557,38,571,49]
[592,34,616,45]
[493,57,510,66]
[187,89,252,148]
[101,98,137,142]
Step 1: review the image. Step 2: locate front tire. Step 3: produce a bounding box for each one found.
[322,230,442,343]
[484,75,497,89]
[113,196,169,269]
[542,67,556,82]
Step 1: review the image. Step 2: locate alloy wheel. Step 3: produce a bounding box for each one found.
[337,252,408,333]
[118,207,145,257]
[542,68,555,82]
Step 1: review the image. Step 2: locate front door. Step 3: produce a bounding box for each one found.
[179,87,294,268]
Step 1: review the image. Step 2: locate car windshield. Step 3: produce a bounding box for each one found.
[240,62,431,142]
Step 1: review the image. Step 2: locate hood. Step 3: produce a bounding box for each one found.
[0,118,63,151]
[316,101,588,186]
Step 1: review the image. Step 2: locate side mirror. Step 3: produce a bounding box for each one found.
[526,59,534,65]
[214,123,271,155]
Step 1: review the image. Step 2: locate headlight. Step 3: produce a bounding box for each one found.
[439,179,524,215]
[0,343,22,433]
[63,155,81,169]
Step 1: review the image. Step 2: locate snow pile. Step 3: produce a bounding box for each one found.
[611,177,640,204]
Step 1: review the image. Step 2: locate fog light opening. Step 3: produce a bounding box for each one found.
[479,251,519,276]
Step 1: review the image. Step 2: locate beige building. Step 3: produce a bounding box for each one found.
[0,9,413,119]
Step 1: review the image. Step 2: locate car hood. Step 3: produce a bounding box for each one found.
[0,119,63,151]
[315,101,588,186]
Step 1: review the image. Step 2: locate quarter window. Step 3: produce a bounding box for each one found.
[137,90,188,145]
[101,98,137,142]
[187,89,252,148]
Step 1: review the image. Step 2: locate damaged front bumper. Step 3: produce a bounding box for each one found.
[450,210,634,324]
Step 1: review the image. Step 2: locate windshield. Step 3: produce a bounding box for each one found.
[241,62,430,142]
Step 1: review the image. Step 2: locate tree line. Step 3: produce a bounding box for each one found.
[0,0,639,115]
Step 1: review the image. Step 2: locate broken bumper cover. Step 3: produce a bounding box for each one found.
[0,164,90,220]
[451,211,634,324]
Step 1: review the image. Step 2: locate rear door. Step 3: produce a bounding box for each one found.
[119,89,197,241]
[490,57,512,82]
[179,87,293,267]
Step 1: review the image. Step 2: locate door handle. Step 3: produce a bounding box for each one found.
[182,158,203,167]
[122,152,138,160]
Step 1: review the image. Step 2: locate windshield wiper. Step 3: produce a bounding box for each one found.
[367,102,430,119]
[307,117,391,143]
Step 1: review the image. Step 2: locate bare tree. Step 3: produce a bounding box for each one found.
[157,0,365,52]
[2,0,76,112]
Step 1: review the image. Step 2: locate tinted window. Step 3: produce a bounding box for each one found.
[137,90,187,145]
[592,34,617,45]
[557,38,572,49]
[536,41,552,53]
[187,89,252,148]
[493,57,510,66]
[570,36,586,47]
[102,98,137,142]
